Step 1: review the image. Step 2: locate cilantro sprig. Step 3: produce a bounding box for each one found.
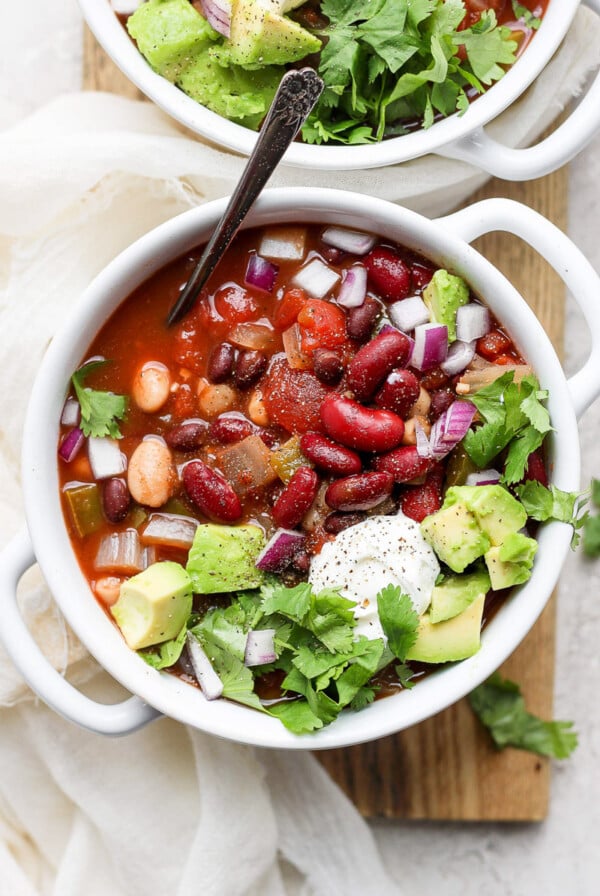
[582,479,600,557]
[71,360,128,439]
[469,673,578,759]
[463,371,552,484]
[515,481,588,549]
[301,0,518,145]
[511,1,542,30]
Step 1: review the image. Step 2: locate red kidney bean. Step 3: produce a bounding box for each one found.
[400,479,442,522]
[365,247,411,301]
[312,348,344,385]
[272,466,320,529]
[323,511,367,535]
[209,413,255,444]
[165,419,208,452]
[410,262,435,291]
[346,296,381,343]
[373,445,434,483]
[326,472,394,512]
[320,394,404,453]
[183,460,242,522]
[300,432,362,476]
[291,549,311,574]
[374,368,421,418]
[235,350,267,389]
[207,342,235,383]
[420,367,450,392]
[320,245,344,264]
[346,330,411,402]
[429,388,455,421]
[522,449,548,487]
[102,478,130,523]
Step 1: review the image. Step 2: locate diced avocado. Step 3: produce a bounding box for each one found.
[430,568,491,624]
[423,270,470,343]
[446,485,527,546]
[228,0,322,68]
[177,49,282,128]
[127,0,219,82]
[485,532,537,590]
[186,524,265,594]
[421,503,490,573]
[406,594,485,663]
[111,561,192,651]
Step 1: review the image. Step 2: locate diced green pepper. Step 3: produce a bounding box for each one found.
[129,505,149,529]
[444,445,479,489]
[64,484,103,537]
[270,436,309,483]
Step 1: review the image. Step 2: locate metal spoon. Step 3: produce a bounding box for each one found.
[166,67,324,326]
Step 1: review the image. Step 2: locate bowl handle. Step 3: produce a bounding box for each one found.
[0,527,161,735]
[436,197,600,419]
[437,0,600,181]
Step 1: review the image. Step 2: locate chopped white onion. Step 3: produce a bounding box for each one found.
[415,419,433,459]
[94,530,144,574]
[389,296,430,332]
[186,634,224,701]
[260,227,307,261]
[440,340,476,376]
[411,323,448,371]
[466,469,501,486]
[321,226,376,256]
[88,437,127,480]
[337,266,367,308]
[110,0,143,13]
[61,397,81,427]
[291,258,340,298]
[140,513,199,549]
[456,303,491,343]
[244,629,277,667]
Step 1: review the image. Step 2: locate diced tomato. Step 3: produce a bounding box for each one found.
[476,329,512,360]
[213,284,258,324]
[494,354,516,366]
[261,358,330,434]
[273,288,309,331]
[400,466,443,522]
[297,299,347,352]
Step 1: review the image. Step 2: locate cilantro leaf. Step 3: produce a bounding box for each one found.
[377,584,419,662]
[591,478,600,508]
[395,661,417,689]
[457,12,518,85]
[350,685,377,712]
[138,622,188,670]
[267,698,324,734]
[583,514,600,557]
[511,1,542,29]
[515,481,588,548]
[469,673,578,759]
[71,360,127,439]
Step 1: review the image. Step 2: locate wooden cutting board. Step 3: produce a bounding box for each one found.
[83,29,566,821]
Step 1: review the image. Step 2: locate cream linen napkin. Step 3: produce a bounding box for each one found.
[1,3,599,894]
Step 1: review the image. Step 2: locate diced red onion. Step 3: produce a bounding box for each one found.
[110,1,144,14]
[199,0,231,37]
[244,629,277,667]
[440,340,476,376]
[291,258,340,298]
[389,296,430,332]
[61,397,81,427]
[411,323,449,371]
[94,530,144,574]
[245,253,278,293]
[186,634,224,701]
[255,528,306,573]
[466,469,501,486]
[337,266,367,308]
[88,437,127,480]
[259,227,306,261]
[456,303,491,343]
[414,419,432,459]
[58,427,85,463]
[321,226,376,256]
[140,513,199,549]
[429,401,477,460]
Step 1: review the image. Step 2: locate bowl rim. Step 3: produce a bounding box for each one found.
[77,0,580,170]
[22,188,577,749]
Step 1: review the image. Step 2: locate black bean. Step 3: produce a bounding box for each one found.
[102,478,130,523]
[207,343,235,383]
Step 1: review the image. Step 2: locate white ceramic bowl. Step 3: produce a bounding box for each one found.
[78,0,600,176]
[1,188,600,748]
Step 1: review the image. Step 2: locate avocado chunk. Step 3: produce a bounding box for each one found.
[229,0,322,67]
[111,561,192,651]
[186,523,265,594]
[127,0,219,82]
[430,568,491,624]
[485,532,538,589]
[421,503,490,573]
[423,269,470,343]
[177,48,282,127]
[406,594,485,663]
[447,485,527,545]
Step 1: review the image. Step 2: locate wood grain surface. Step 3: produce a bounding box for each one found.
[83,28,567,820]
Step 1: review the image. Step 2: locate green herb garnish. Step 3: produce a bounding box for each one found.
[511,1,542,30]
[515,481,588,548]
[71,360,128,439]
[469,673,578,759]
[377,584,419,662]
[582,478,600,556]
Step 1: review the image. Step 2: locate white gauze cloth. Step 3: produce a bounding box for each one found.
[0,2,599,894]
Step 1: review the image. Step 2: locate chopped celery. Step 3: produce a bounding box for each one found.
[64,484,103,537]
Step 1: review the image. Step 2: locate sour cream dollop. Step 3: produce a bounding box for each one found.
[308,513,440,642]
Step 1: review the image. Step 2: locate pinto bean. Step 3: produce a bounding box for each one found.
[325,472,394,512]
[165,420,208,452]
[272,466,320,529]
[374,368,421,418]
[197,380,237,418]
[183,459,242,522]
[94,576,124,607]
[409,386,431,417]
[346,330,411,402]
[299,432,362,476]
[320,394,404,453]
[102,477,130,523]
[127,438,176,508]
[346,296,381,343]
[401,415,431,447]
[132,362,171,413]
[207,343,235,383]
[372,445,433,483]
[247,389,270,426]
